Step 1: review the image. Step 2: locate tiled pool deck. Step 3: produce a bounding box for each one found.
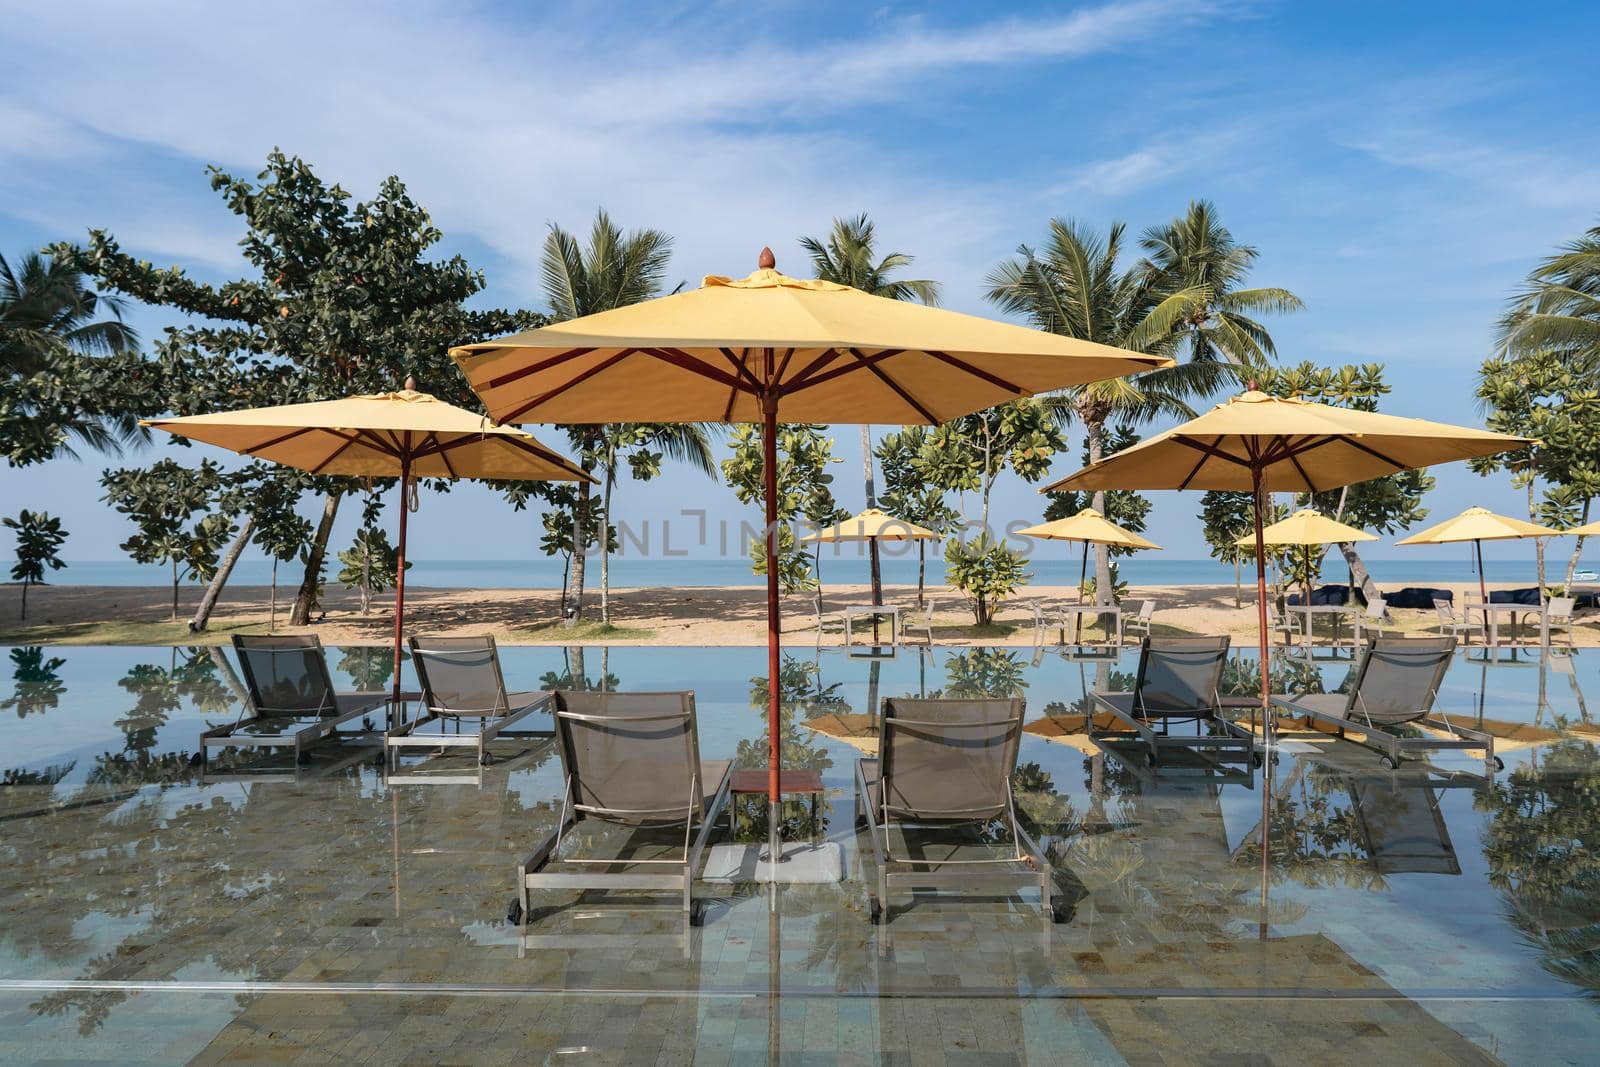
[1,643,1597,1063]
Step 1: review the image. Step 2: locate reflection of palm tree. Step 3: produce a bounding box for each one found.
[540,646,619,693]
[1477,739,1600,996]
[2,646,66,717]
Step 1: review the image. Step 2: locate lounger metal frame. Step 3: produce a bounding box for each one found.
[1276,636,1501,777]
[855,697,1059,926]
[516,690,731,929]
[1090,636,1260,769]
[200,635,389,764]
[387,635,551,769]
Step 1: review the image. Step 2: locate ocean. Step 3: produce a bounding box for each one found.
[43,555,1595,589]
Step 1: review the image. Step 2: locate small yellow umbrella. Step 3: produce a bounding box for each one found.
[800,508,940,631]
[1234,508,1377,610]
[1017,508,1160,606]
[145,383,591,705]
[1395,506,1561,603]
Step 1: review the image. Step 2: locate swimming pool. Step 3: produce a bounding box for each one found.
[1,643,1595,1063]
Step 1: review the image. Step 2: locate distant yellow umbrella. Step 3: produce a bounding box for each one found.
[1396,506,1561,603]
[144,383,591,705]
[1018,508,1160,605]
[1234,509,1377,609]
[800,507,939,543]
[1044,390,1530,718]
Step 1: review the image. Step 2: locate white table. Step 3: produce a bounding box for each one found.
[1058,603,1123,646]
[843,605,900,648]
[1286,605,1359,651]
[1469,602,1548,651]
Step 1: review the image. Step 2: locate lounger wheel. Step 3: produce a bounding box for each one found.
[1143,749,1158,768]
[296,749,311,765]
[505,898,524,927]
[868,899,883,925]
[1490,755,1505,772]
[1379,754,1398,770]
[689,900,707,927]
[1250,751,1264,769]
[188,751,205,767]
[479,751,493,767]
[1051,901,1072,924]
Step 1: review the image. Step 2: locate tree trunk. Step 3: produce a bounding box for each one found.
[1529,480,1547,595]
[559,554,570,621]
[19,580,27,620]
[1086,416,1112,609]
[917,541,926,609]
[192,517,254,632]
[171,558,179,621]
[862,426,882,609]
[270,559,278,632]
[1566,498,1591,588]
[568,478,591,626]
[291,491,341,626]
[1336,542,1379,605]
[813,544,824,621]
[570,645,586,689]
[600,460,613,626]
[1233,556,1241,609]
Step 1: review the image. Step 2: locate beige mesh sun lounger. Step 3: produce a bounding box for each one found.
[1091,636,1260,769]
[387,635,549,769]
[512,690,731,929]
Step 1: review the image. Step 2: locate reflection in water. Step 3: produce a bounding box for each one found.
[1479,738,1600,997]
[735,655,842,841]
[3,647,66,718]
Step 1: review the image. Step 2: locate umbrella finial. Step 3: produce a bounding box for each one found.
[758,246,776,270]
[404,374,417,392]
[1247,378,1258,391]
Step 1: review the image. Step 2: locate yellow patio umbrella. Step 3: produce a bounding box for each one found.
[451,250,1170,823]
[1567,519,1600,537]
[1234,508,1377,611]
[144,382,591,705]
[1043,390,1530,719]
[1017,508,1160,606]
[1395,506,1561,603]
[800,508,940,629]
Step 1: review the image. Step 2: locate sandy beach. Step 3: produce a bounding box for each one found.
[1,579,1591,647]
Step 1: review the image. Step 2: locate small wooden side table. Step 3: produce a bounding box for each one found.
[729,768,826,842]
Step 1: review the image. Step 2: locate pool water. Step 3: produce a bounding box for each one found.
[1,642,1597,1064]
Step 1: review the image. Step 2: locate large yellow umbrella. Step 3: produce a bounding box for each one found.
[1234,508,1377,612]
[144,383,591,705]
[1395,506,1561,603]
[1044,390,1530,717]
[452,251,1170,822]
[1017,507,1159,612]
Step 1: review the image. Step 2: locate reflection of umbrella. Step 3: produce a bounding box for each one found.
[1044,391,1528,718]
[1396,506,1562,603]
[451,252,1168,825]
[144,384,590,705]
[1018,507,1160,608]
[1234,508,1376,615]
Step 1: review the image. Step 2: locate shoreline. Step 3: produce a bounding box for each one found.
[1,579,1591,647]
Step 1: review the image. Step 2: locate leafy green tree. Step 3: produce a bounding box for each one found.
[875,425,959,607]
[0,249,151,465]
[1042,425,1152,598]
[802,213,940,608]
[722,423,845,594]
[943,648,1029,697]
[101,459,234,620]
[1478,331,1600,591]
[336,525,408,615]
[249,472,314,630]
[540,208,678,624]
[944,534,1030,626]
[3,509,68,619]
[1200,490,1259,607]
[65,150,539,625]
[2,647,66,718]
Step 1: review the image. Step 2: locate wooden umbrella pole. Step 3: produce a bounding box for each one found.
[392,448,411,713]
[1252,465,1272,925]
[762,393,782,830]
[1476,539,1487,605]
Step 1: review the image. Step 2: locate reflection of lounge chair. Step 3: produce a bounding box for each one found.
[1090,636,1259,769]
[387,635,549,769]
[513,691,731,929]
[1343,775,1461,875]
[200,635,388,763]
[855,697,1060,925]
[1276,636,1502,775]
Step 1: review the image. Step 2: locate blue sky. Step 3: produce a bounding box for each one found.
[3,0,1598,569]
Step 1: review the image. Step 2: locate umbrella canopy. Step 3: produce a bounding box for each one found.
[799,507,939,543]
[1045,391,1529,714]
[1235,509,1377,546]
[145,386,591,703]
[1396,506,1562,603]
[1018,507,1160,607]
[451,252,1170,824]
[1566,519,1600,537]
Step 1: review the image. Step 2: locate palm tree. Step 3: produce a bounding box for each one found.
[985,218,1191,603]
[1497,223,1600,371]
[539,210,719,625]
[801,214,940,608]
[0,249,141,458]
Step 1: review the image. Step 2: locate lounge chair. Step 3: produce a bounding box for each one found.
[1433,597,1482,645]
[902,597,936,644]
[1275,636,1502,775]
[200,635,390,763]
[1547,596,1576,647]
[1090,636,1260,769]
[512,690,731,929]
[1124,599,1156,641]
[387,635,550,769]
[855,697,1060,925]
[1268,605,1302,646]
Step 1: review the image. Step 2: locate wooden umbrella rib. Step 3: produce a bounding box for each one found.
[1284,448,1317,494]
[1338,435,1410,472]
[1174,435,1226,491]
[311,434,360,475]
[719,348,765,391]
[484,347,595,390]
[242,425,318,455]
[500,433,590,480]
[638,347,748,391]
[781,349,903,395]
[772,347,796,387]
[779,348,844,392]
[502,349,637,423]
[430,433,459,479]
[925,350,1024,396]
[846,348,938,423]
